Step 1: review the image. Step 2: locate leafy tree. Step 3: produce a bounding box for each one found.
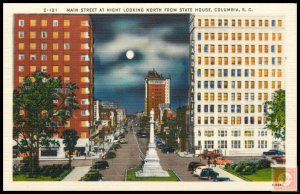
[179,129,187,151]
[13,71,79,174]
[62,129,79,167]
[264,89,285,143]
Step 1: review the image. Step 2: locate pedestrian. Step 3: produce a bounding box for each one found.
[207,158,211,167]
[214,159,217,167]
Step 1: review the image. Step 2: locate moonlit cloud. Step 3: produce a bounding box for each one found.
[92,15,189,113]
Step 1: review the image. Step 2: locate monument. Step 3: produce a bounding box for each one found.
[136,109,169,177]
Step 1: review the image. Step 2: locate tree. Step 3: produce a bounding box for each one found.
[264,89,285,145]
[62,129,79,167]
[13,71,79,174]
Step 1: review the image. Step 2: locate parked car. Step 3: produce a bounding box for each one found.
[90,161,109,171]
[119,138,128,144]
[263,149,285,156]
[192,165,208,176]
[161,147,175,154]
[213,177,231,182]
[188,162,205,171]
[199,168,219,180]
[158,144,167,150]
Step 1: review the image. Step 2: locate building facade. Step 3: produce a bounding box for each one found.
[188,15,285,156]
[14,14,94,158]
[144,69,170,120]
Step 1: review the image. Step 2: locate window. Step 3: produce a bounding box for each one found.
[232,19,236,27]
[204,45,208,52]
[81,32,89,38]
[265,20,269,27]
[204,117,208,124]
[41,54,47,61]
[197,81,201,88]
[231,116,235,124]
[237,81,241,89]
[197,93,201,101]
[224,105,228,113]
[198,117,201,124]
[258,140,268,149]
[250,117,255,124]
[224,93,228,101]
[210,45,215,53]
[278,33,282,41]
[218,140,227,149]
[210,104,214,112]
[238,19,242,27]
[81,55,90,61]
[53,20,58,26]
[53,43,59,50]
[210,19,215,26]
[30,31,36,39]
[210,117,214,124]
[258,105,262,113]
[245,130,254,137]
[18,66,24,72]
[245,105,249,113]
[198,57,201,65]
[80,121,90,127]
[218,117,222,124]
[197,105,201,113]
[204,19,208,26]
[64,77,70,83]
[264,81,268,89]
[217,81,222,88]
[231,140,241,149]
[64,43,70,50]
[30,54,37,60]
[237,93,241,101]
[271,20,275,27]
[198,19,201,26]
[18,20,25,27]
[81,99,89,105]
[237,106,241,114]
[197,69,201,77]
[210,33,215,40]
[52,66,59,73]
[30,66,36,72]
[81,88,89,94]
[218,19,222,26]
[81,66,89,73]
[224,33,228,40]
[53,31,59,39]
[223,117,228,124]
[264,69,269,77]
[64,32,70,39]
[204,141,214,149]
[245,140,254,149]
[64,20,70,27]
[231,81,235,89]
[232,33,236,40]
[224,19,228,26]
[41,31,47,38]
[18,43,24,50]
[278,20,282,27]
[231,94,235,101]
[41,43,47,50]
[18,31,24,38]
[224,45,228,53]
[237,33,242,40]
[81,20,89,26]
[18,76,24,83]
[204,93,208,101]
[198,33,201,40]
[251,20,255,27]
[64,54,70,61]
[278,45,282,53]
[81,110,90,116]
[53,54,59,61]
[41,66,47,72]
[30,19,36,27]
[64,66,70,73]
[41,20,47,27]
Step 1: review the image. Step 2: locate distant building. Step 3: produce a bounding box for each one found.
[100,101,118,109]
[144,69,170,120]
[94,100,100,124]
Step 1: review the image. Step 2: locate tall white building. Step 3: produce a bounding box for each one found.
[188,15,285,156]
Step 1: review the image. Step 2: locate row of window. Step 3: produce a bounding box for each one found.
[197,116,266,125]
[198,44,282,54]
[196,92,272,101]
[18,65,89,73]
[199,130,268,137]
[195,56,282,66]
[18,54,90,61]
[197,32,282,41]
[197,18,282,28]
[197,69,282,79]
[18,31,90,39]
[199,140,268,149]
[196,104,268,114]
[18,19,89,27]
[18,42,90,50]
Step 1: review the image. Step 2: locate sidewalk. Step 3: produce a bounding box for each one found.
[62,166,90,181]
[211,165,246,182]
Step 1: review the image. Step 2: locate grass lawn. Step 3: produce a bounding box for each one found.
[13,168,73,181]
[224,168,285,182]
[127,167,180,181]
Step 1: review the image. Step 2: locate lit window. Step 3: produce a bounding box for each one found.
[277,69,282,77]
[64,77,70,84]
[81,43,89,50]
[53,66,59,73]
[277,81,282,89]
[53,43,59,50]
[232,19,236,27]
[232,33,235,40]
[278,45,282,53]
[64,66,70,73]
[278,33,282,41]
[64,121,70,127]
[53,31,59,39]
[81,32,89,38]
[30,19,36,27]
[265,20,269,27]
[64,55,70,61]
[30,66,36,72]
[18,43,24,50]
[81,20,89,26]
[198,19,201,26]
[205,19,209,26]
[64,20,70,27]
[264,81,268,89]
[238,19,242,27]
[41,66,47,72]
[30,31,36,39]
[223,117,228,124]
[41,20,47,27]
[210,19,215,27]
[278,20,282,27]
[53,54,59,61]
[19,76,24,83]
[30,43,36,50]
[80,121,89,127]
[81,88,89,94]
[81,77,89,83]
[198,45,201,53]
[224,33,228,40]
[81,55,90,61]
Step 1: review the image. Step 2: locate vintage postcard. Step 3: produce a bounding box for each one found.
[3,3,297,191]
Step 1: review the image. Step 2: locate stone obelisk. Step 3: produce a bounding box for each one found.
[136,109,169,177]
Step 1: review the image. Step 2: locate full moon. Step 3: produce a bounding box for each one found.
[126,50,135,60]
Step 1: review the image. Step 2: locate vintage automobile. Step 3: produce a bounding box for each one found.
[199,168,219,180]
[263,149,285,156]
[213,177,231,182]
[192,165,208,176]
[119,138,128,144]
[188,162,206,171]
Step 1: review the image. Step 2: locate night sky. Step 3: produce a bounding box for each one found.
[91,15,189,114]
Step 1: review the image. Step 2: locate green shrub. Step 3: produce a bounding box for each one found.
[81,172,102,181]
[239,171,254,175]
[243,165,256,174]
[257,159,271,169]
[234,162,247,172]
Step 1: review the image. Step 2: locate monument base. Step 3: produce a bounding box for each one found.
[135,144,169,177]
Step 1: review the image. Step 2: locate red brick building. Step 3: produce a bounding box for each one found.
[144,69,170,120]
[14,14,94,139]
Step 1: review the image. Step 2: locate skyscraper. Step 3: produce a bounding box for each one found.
[14,14,94,157]
[188,15,284,156]
[144,69,170,120]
